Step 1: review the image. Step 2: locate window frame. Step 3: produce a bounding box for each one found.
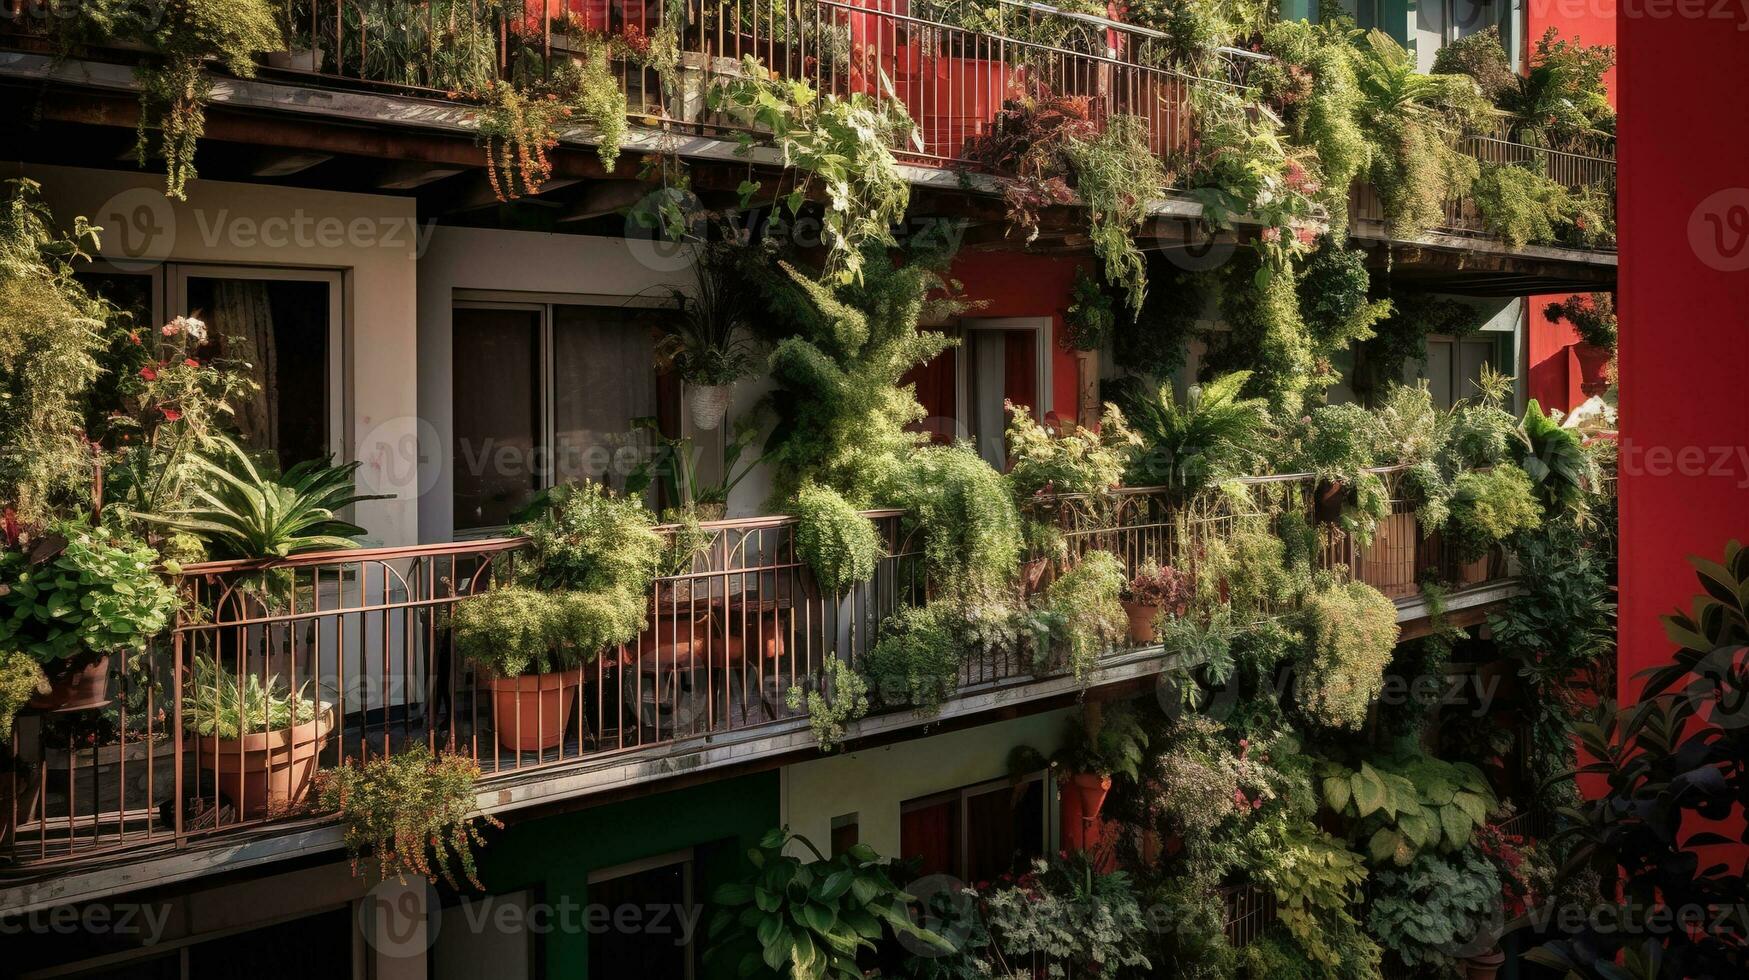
[585,847,698,980]
[899,772,1053,882]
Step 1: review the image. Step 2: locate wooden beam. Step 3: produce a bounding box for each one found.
[249,149,334,177]
[374,160,470,190]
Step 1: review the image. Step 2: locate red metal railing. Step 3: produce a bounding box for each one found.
[2,473,1502,871]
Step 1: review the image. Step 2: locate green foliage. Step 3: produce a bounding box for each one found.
[787,657,869,753]
[1318,749,1498,867]
[182,653,319,739]
[70,0,283,198]
[758,243,961,506]
[137,435,378,560]
[863,602,963,715]
[1205,523,1312,619]
[1294,579,1399,730]
[1543,292,1616,351]
[655,242,760,386]
[1119,372,1271,494]
[1431,26,1517,102]
[1445,463,1541,562]
[1184,86,1320,274]
[1356,292,1484,400]
[1068,115,1169,313]
[0,180,109,526]
[1521,398,1598,514]
[1296,236,1392,364]
[1351,30,1490,239]
[1367,849,1502,970]
[1033,551,1127,684]
[1005,402,1136,500]
[1370,383,1453,527]
[0,648,47,740]
[1053,701,1150,782]
[1472,162,1572,247]
[1503,28,1617,149]
[794,482,881,595]
[883,444,1023,614]
[1257,20,1369,233]
[1062,266,1116,352]
[1290,402,1381,485]
[1111,264,1211,384]
[713,57,913,285]
[522,481,667,593]
[315,745,500,888]
[979,852,1152,976]
[707,828,950,979]
[0,523,179,664]
[1243,820,1379,975]
[1209,254,1314,416]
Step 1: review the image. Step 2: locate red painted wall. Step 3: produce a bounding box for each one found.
[950,250,1090,421]
[1616,0,1749,870]
[1525,1,1618,414]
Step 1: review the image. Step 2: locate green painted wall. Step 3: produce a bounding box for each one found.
[471,772,779,978]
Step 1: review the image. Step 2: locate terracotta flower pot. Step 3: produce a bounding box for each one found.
[199,705,333,820]
[487,673,578,753]
[28,650,112,713]
[1121,600,1161,645]
[1463,949,1506,980]
[1457,548,1494,586]
[1573,343,1613,396]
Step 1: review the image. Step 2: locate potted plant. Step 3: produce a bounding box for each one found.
[655,244,759,431]
[450,482,664,752]
[1444,464,1540,585]
[184,654,331,818]
[1119,558,1192,645]
[0,524,180,713]
[1544,292,1616,396]
[315,745,501,887]
[1050,702,1148,849]
[625,414,762,521]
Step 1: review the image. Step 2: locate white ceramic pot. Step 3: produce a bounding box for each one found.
[688,383,733,431]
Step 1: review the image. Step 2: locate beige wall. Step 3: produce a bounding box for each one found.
[780,708,1071,860]
[26,165,423,545]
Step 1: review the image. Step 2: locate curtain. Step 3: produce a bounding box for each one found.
[213,280,278,452]
[551,305,658,493]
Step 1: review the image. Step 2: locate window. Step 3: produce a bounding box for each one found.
[451,300,674,533]
[900,775,1049,883]
[433,890,537,980]
[1413,334,1508,410]
[901,317,1051,468]
[587,850,696,979]
[29,907,353,980]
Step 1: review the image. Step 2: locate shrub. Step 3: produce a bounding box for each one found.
[1368,850,1503,971]
[1295,580,1399,730]
[450,585,645,677]
[0,648,46,740]
[1473,163,1571,247]
[1446,464,1541,562]
[793,482,881,594]
[883,444,1024,611]
[1124,559,1194,610]
[1318,749,1498,866]
[1120,371,1272,494]
[979,852,1152,976]
[786,657,868,753]
[863,602,963,715]
[523,481,665,594]
[1005,401,1136,500]
[1543,292,1616,351]
[183,654,320,739]
[0,523,179,665]
[1034,551,1127,684]
[1062,266,1116,351]
[316,746,501,888]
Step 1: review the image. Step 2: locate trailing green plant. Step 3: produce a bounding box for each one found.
[1366,849,1502,971]
[1183,86,1321,275]
[1444,463,1541,563]
[64,0,282,199]
[1351,30,1491,239]
[1159,607,1238,682]
[1543,292,1616,351]
[315,745,500,888]
[1520,398,1597,514]
[1005,402,1136,501]
[0,522,179,666]
[182,653,320,738]
[476,79,571,201]
[0,181,109,528]
[978,851,1152,976]
[1256,20,1369,234]
[713,57,913,285]
[706,828,951,978]
[1208,253,1315,416]
[1068,114,1169,312]
[0,648,47,740]
[1472,162,1572,247]
[1203,522,1313,619]
[862,601,964,715]
[1369,382,1453,527]
[653,242,761,387]
[1293,579,1398,730]
[137,434,381,560]
[793,482,880,594]
[756,242,963,506]
[1032,551,1126,684]
[1289,402,1381,486]
[1355,292,1484,400]
[884,444,1024,618]
[1242,819,1379,976]
[1062,266,1117,352]
[787,656,868,753]
[1119,371,1272,495]
[1110,264,1212,384]
[1317,748,1498,866]
[1295,236,1392,370]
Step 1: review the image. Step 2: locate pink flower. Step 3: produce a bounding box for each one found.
[1261,227,1281,243]
[161,322,179,337]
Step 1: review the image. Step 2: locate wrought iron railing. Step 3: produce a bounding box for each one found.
[1,469,1508,871]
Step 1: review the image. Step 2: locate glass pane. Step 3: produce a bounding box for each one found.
[185,276,331,468]
[965,779,1045,883]
[453,307,541,531]
[435,890,534,980]
[187,907,351,979]
[551,305,660,493]
[589,861,691,976]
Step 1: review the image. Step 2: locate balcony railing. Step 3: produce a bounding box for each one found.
[0,0,1615,250]
[1,468,1506,872]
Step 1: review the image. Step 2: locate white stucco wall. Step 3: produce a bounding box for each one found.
[780,708,1072,861]
[26,165,422,546]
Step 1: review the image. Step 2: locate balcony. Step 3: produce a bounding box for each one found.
[0,0,1616,268]
[0,466,1513,908]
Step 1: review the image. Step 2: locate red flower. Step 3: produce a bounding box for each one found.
[161,408,183,423]
[183,358,199,368]
[139,366,157,381]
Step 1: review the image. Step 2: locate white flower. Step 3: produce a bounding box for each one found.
[177,316,208,343]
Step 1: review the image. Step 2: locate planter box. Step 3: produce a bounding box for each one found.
[36,735,180,823]
[1357,511,1420,599]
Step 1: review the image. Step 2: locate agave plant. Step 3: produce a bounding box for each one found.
[140,435,384,560]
